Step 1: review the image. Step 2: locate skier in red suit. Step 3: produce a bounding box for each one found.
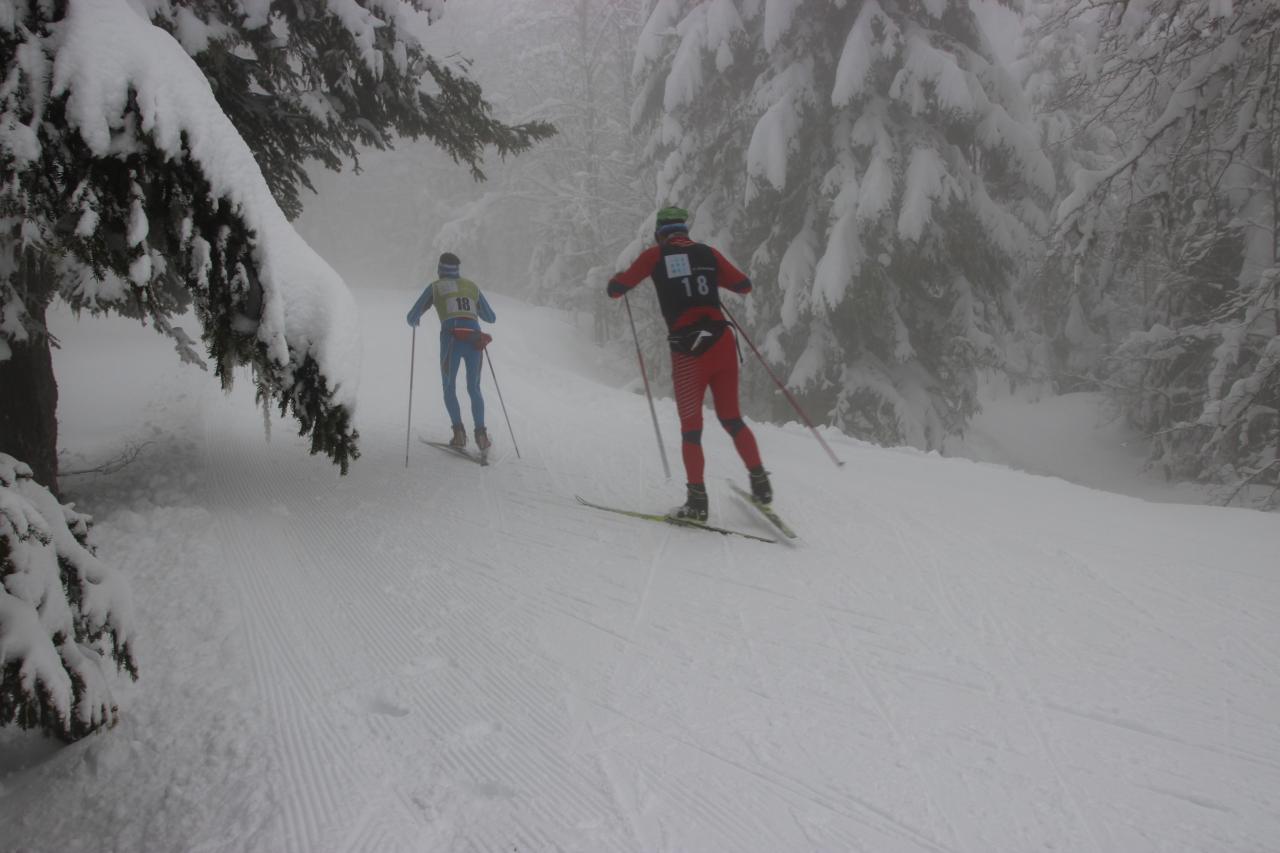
[607,206,772,521]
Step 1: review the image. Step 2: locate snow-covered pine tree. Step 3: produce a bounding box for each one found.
[632,0,1052,449]
[0,0,361,495]
[150,0,555,221]
[1049,0,1280,496]
[0,454,136,741]
[1022,0,1181,395]
[1012,0,1107,388]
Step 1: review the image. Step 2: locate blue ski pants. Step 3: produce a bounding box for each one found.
[441,335,484,430]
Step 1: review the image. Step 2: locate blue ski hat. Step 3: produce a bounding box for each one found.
[438,252,460,278]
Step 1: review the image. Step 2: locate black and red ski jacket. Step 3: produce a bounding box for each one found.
[606,234,751,332]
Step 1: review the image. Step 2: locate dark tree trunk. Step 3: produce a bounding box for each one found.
[0,297,59,495]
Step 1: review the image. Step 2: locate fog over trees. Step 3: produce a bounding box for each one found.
[1031,0,1279,490]
[299,0,1276,502]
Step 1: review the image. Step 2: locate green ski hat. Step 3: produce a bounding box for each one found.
[655,205,689,235]
[655,205,689,225]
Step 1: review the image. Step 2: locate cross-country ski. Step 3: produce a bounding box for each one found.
[728,480,798,540]
[575,495,776,543]
[421,437,489,466]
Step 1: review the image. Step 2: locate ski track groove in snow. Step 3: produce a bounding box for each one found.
[877,500,1111,852]
[202,435,386,852]
[806,571,965,850]
[802,496,967,847]
[598,534,820,851]
[932,524,1109,853]
[951,512,1280,782]
[861,493,1276,850]
[573,516,949,850]
[790,474,1097,851]
[583,694,950,852]
[357,454,654,847]
[211,511,354,851]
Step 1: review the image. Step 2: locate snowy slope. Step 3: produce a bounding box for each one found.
[2,288,1279,852]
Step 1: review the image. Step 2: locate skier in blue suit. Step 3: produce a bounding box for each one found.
[407,252,497,450]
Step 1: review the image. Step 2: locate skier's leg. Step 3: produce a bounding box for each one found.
[672,351,710,484]
[440,338,463,428]
[462,344,485,430]
[708,337,763,471]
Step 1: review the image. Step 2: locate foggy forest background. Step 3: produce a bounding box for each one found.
[297,0,1279,508]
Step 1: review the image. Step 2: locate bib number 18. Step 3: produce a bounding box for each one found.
[682,275,710,297]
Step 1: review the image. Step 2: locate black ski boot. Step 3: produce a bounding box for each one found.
[474,427,492,451]
[670,483,709,522]
[748,467,772,505]
[448,424,467,448]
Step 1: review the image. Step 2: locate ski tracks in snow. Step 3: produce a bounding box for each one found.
[200,411,647,850]
[812,473,1280,853]
[198,401,955,850]
[178,291,1280,852]
[202,423,430,852]
[195,403,1280,852]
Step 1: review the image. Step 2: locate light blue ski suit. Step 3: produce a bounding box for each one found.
[407,275,496,429]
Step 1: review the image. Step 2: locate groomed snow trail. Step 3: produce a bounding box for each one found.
[7,288,1280,852]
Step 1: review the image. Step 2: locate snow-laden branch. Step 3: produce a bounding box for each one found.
[0,454,137,741]
[49,0,360,405]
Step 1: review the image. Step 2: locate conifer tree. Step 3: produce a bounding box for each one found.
[1046,0,1280,495]
[632,0,1052,449]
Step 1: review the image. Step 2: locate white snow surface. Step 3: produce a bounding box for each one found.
[2,290,1278,852]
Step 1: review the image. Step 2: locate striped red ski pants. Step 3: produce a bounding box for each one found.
[671,332,762,485]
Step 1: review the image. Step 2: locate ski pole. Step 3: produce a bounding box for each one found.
[624,293,672,480]
[721,305,844,468]
[485,348,521,459]
[405,326,417,467]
